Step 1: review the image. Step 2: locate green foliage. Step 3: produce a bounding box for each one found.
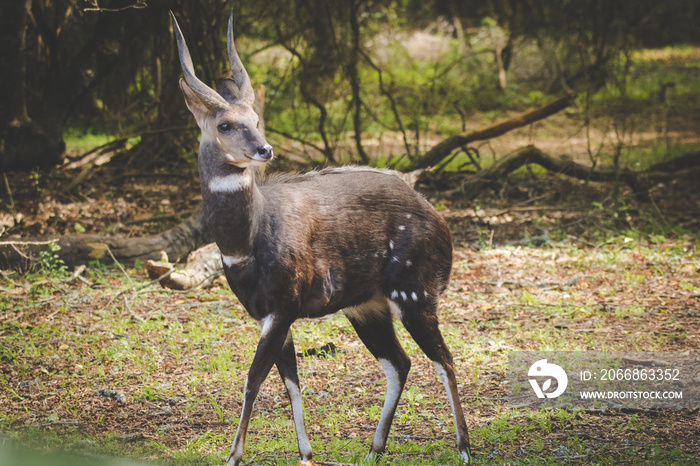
[5,0,700,171]
[63,130,112,153]
[39,242,68,277]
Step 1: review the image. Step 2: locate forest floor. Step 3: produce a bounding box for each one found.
[1,154,699,464]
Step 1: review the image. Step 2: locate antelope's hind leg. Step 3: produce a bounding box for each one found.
[390,298,472,464]
[344,306,411,459]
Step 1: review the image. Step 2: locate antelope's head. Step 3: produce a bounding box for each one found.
[171,11,272,168]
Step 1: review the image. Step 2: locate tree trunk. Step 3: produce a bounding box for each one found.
[0,2,147,172]
[0,0,64,172]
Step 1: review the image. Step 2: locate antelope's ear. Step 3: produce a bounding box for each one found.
[179,78,210,126]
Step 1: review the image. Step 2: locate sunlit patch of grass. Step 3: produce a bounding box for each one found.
[63,129,142,155]
[633,45,700,62]
[63,130,112,153]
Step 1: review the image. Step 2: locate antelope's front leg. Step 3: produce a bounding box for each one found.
[276,329,313,462]
[226,315,291,466]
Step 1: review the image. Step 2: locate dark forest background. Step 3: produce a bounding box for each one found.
[2,0,699,172]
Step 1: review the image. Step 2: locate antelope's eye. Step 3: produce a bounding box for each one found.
[218,122,233,133]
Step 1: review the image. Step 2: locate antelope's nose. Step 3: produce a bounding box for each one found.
[256,144,273,161]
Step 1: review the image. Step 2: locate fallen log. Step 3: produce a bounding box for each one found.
[0,207,210,271]
[402,93,575,172]
[439,145,700,202]
[145,242,222,290]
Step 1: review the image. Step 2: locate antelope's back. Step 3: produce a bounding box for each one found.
[258,168,452,312]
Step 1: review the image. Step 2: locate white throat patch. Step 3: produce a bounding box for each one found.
[208,171,252,193]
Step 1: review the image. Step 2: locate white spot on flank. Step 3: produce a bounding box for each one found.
[208,171,252,192]
[391,256,399,263]
[411,291,418,302]
[222,254,253,267]
[406,214,412,218]
[424,290,429,297]
[398,225,406,231]
[391,290,399,300]
[400,291,407,301]
[406,259,413,267]
[389,240,394,250]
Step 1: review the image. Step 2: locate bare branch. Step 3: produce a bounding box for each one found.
[83,0,147,13]
[403,93,576,172]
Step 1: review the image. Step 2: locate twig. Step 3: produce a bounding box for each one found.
[360,49,413,163]
[41,421,79,427]
[481,274,581,289]
[168,300,230,310]
[648,192,670,228]
[265,127,326,155]
[315,462,357,466]
[84,0,147,12]
[124,214,181,226]
[124,294,142,322]
[242,450,278,465]
[64,126,196,166]
[2,173,14,210]
[0,270,22,287]
[0,239,58,245]
[64,265,88,284]
[105,267,178,308]
[105,245,133,288]
[566,234,596,248]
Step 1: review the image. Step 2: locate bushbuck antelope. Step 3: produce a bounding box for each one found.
[170,11,471,465]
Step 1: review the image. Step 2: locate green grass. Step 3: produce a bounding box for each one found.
[63,130,112,153]
[63,129,142,155]
[1,231,699,464]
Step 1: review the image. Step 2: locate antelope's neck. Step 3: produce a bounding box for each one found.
[199,163,263,258]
